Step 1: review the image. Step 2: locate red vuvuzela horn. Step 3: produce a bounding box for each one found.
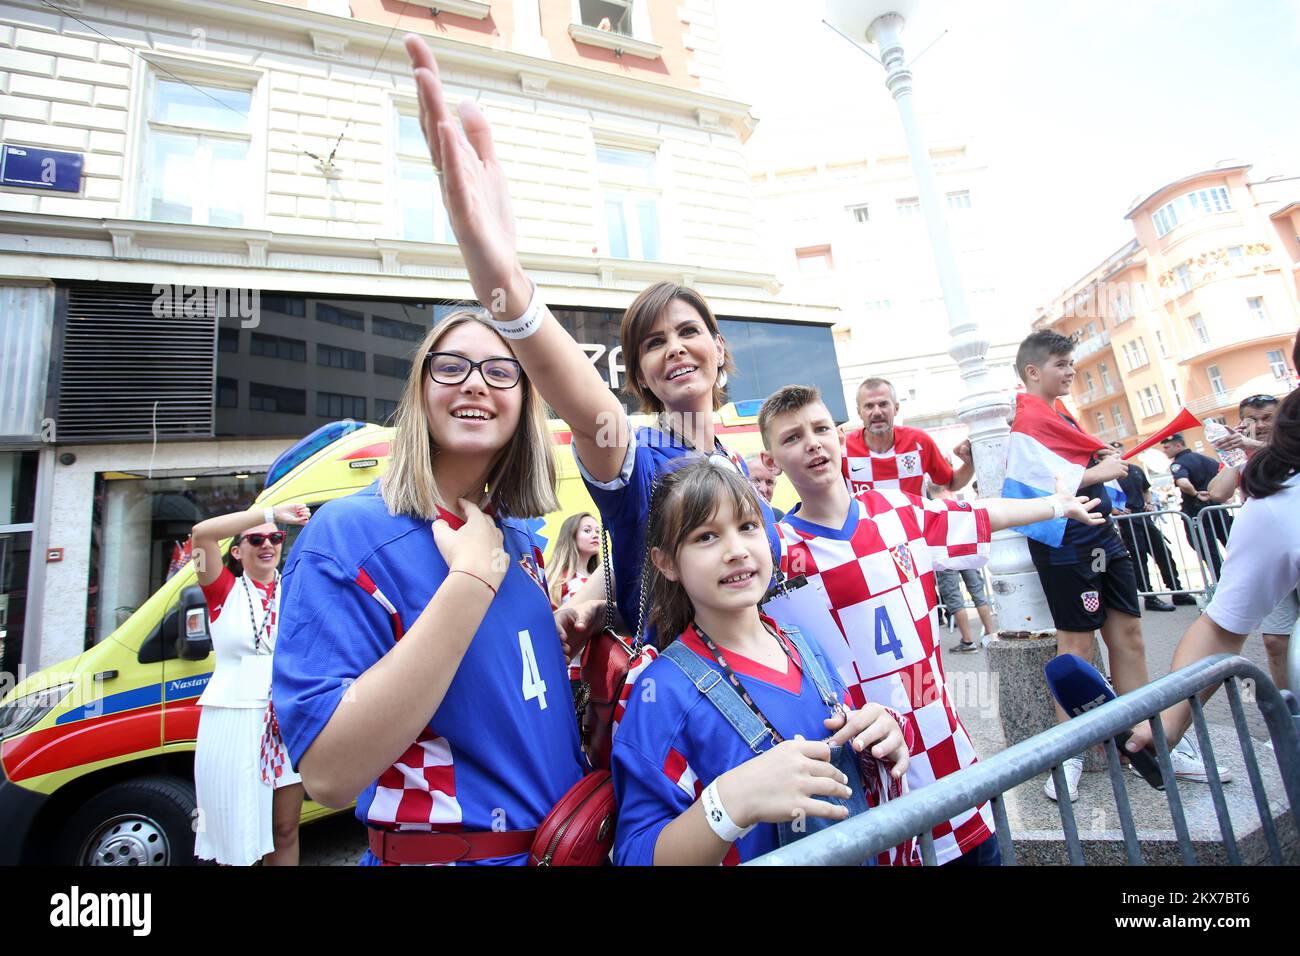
[1121,407,1203,459]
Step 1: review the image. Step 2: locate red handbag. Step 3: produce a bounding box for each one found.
[528,769,616,866]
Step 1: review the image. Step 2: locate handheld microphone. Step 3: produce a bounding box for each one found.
[1044,654,1164,790]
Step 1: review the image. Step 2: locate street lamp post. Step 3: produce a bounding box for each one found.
[824,0,1054,635]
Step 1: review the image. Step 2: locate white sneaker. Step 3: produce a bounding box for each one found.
[1170,736,1233,783]
[1044,757,1083,802]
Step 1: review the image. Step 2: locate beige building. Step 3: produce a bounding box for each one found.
[1036,161,1299,449]
[0,0,841,669]
[747,120,1020,434]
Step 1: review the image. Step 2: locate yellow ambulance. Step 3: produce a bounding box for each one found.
[0,405,775,865]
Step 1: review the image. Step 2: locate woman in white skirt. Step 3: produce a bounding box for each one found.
[192,502,311,865]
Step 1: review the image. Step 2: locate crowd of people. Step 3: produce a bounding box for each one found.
[183,36,1297,867]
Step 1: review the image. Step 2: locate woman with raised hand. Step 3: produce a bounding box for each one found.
[271,310,587,866]
[191,501,311,865]
[404,36,782,644]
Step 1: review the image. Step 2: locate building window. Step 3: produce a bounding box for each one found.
[795,245,833,276]
[318,344,366,371]
[250,332,306,362]
[142,77,254,227]
[260,295,306,317]
[1082,370,1095,396]
[596,145,661,261]
[895,197,921,217]
[1154,329,1168,358]
[216,377,238,409]
[317,391,366,420]
[373,353,412,379]
[1247,296,1267,323]
[1190,313,1209,345]
[1227,245,1244,258]
[1124,338,1149,371]
[1174,264,1193,295]
[1267,349,1288,379]
[865,298,891,312]
[316,304,365,331]
[396,111,453,243]
[1151,185,1232,238]
[1169,377,1183,407]
[579,0,633,35]
[375,397,399,423]
[249,382,305,415]
[1111,289,1132,323]
[1206,365,1226,395]
[1111,404,1127,435]
[946,190,971,210]
[1099,362,1112,392]
[372,315,426,342]
[1139,386,1164,417]
[848,203,870,223]
[218,328,240,353]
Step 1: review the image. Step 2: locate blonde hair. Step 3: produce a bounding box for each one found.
[381,310,558,520]
[620,281,735,414]
[643,458,766,645]
[548,511,600,605]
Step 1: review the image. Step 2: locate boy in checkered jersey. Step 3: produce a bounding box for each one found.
[758,385,1104,864]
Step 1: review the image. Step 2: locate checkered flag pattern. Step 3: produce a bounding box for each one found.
[777,489,996,864]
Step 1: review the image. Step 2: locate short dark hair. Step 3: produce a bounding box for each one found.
[1015,329,1074,382]
[1162,432,1185,445]
[1239,394,1279,413]
[758,384,823,448]
[620,282,734,414]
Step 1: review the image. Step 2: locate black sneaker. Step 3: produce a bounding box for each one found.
[1144,596,1176,612]
[1172,594,1197,606]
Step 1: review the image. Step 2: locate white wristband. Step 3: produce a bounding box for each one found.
[492,280,543,340]
[1049,497,1065,520]
[701,780,753,843]
[263,506,276,527]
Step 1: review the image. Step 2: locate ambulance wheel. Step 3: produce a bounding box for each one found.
[61,776,198,866]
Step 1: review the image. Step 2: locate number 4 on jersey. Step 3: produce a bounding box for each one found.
[873,606,903,661]
[518,630,548,710]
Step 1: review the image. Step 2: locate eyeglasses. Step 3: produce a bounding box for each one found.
[1238,394,1277,410]
[243,532,286,547]
[425,352,523,389]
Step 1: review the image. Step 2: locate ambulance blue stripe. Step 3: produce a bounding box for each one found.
[54,673,212,724]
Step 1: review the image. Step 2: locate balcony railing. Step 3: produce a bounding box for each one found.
[1073,331,1112,360]
[1184,380,1293,416]
[1077,384,1117,407]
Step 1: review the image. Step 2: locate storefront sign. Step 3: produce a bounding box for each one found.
[1,144,84,192]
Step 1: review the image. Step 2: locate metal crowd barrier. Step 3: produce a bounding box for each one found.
[1111,509,1213,602]
[1194,503,1242,591]
[747,654,1300,866]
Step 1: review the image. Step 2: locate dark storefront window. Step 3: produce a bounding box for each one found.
[249,382,305,415]
[718,319,849,421]
[373,354,412,379]
[317,391,366,420]
[87,472,270,644]
[0,451,38,676]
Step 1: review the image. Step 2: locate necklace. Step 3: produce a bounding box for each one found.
[241,571,280,655]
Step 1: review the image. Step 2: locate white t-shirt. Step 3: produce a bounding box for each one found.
[1205,473,1300,635]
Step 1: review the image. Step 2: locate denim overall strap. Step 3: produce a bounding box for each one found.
[776,623,840,713]
[660,641,773,754]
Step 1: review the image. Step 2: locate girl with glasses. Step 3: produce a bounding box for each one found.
[191,500,312,865]
[272,311,588,865]
[404,37,782,653]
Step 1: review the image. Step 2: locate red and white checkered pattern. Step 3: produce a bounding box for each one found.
[612,645,660,733]
[662,746,740,866]
[777,489,995,865]
[842,425,954,497]
[259,702,292,786]
[367,728,462,831]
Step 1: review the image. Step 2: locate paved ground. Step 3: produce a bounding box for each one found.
[299,600,1289,866]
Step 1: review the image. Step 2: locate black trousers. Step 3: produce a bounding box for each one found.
[1184,503,1233,579]
[1118,516,1183,593]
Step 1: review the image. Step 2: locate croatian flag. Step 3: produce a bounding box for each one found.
[1001,393,1106,547]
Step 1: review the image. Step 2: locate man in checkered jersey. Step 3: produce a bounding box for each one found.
[759,385,1104,865]
[842,377,974,497]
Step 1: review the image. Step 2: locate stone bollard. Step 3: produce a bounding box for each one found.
[985,633,1108,772]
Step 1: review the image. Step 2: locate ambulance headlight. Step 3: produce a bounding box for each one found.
[0,683,75,741]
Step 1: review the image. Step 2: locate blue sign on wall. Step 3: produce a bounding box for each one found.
[0,144,83,193]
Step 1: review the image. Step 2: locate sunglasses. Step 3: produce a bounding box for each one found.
[1238,394,1277,410]
[425,352,522,389]
[242,532,286,547]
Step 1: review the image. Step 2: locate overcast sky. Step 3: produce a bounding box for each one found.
[715,0,1300,325]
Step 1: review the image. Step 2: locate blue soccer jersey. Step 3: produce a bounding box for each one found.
[272,482,586,865]
[576,423,782,632]
[611,617,848,866]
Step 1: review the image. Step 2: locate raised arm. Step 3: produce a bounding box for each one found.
[190,503,310,586]
[405,36,630,482]
[979,476,1104,533]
